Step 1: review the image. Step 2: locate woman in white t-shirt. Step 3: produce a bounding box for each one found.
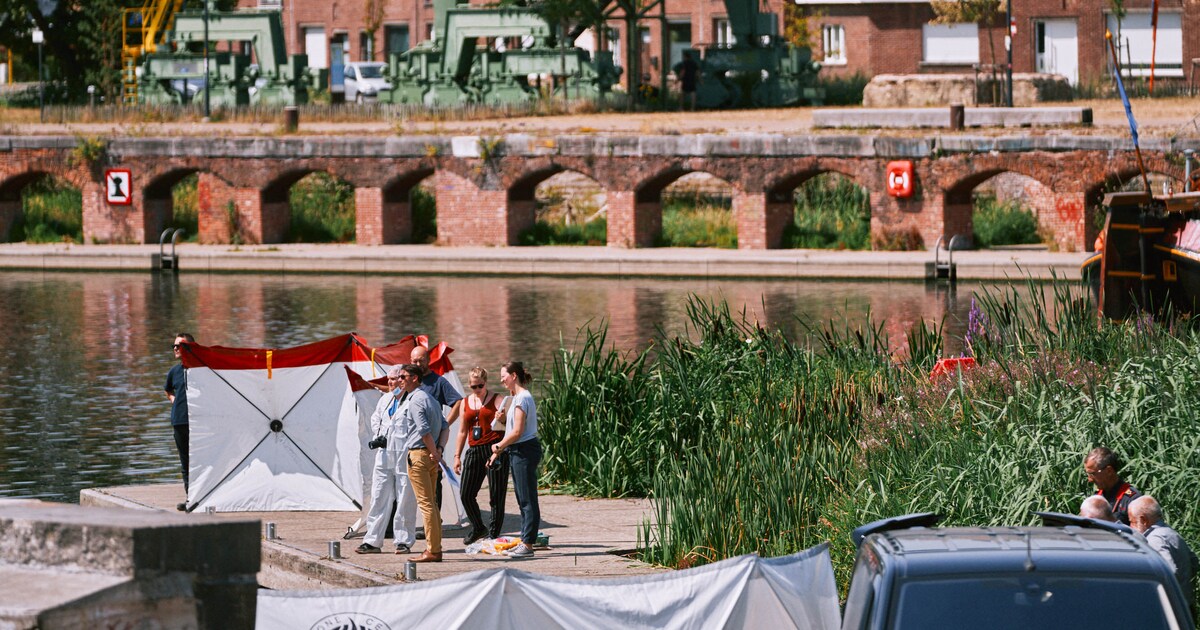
[488,361,541,559]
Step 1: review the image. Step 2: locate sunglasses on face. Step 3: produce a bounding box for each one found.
[173,344,182,349]
[470,384,485,390]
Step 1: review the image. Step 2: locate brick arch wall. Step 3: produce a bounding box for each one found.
[0,166,93,243]
[6,136,1195,251]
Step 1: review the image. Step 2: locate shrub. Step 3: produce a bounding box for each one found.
[817,72,870,106]
[659,193,736,248]
[872,225,924,251]
[411,186,437,244]
[169,174,200,239]
[973,195,1040,248]
[11,177,82,243]
[288,172,355,243]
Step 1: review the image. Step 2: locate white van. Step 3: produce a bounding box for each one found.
[344,62,391,104]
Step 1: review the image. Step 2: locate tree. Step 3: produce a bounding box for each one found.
[362,0,385,61]
[0,0,236,103]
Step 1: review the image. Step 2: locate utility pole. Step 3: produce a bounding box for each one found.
[203,1,211,119]
[32,28,44,122]
[1005,0,1014,107]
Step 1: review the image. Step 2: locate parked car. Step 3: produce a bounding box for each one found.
[343,62,390,104]
[843,512,1195,630]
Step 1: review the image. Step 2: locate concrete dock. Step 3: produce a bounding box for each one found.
[81,483,666,590]
[0,242,1084,280]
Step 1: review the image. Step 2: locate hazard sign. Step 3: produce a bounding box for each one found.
[105,169,132,206]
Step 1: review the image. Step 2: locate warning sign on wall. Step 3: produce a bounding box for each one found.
[105,169,132,206]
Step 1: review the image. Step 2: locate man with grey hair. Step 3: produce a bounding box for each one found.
[355,366,419,554]
[1129,496,1198,611]
[393,362,446,563]
[1080,495,1118,522]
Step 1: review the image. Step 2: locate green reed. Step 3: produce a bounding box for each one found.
[540,280,1200,605]
[785,174,871,250]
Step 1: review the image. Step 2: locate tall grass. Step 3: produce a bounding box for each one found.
[412,186,438,244]
[660,193,737,248]
[785,174,871,250]
[11,177,82,243]
[540,281,1200,605]
[519,219,607,246]
[288,172,355,242]
[169,173,200,239]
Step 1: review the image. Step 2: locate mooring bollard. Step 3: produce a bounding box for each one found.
[405,560,417,581]
[328,541,341,559]
[283,106,299,133]
[265,522,277,540]
[205,506,216,515]
[949,103,965,131]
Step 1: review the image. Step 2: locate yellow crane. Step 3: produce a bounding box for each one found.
[121,0,185,104]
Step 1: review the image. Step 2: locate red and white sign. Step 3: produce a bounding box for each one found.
[105,169,132,206]
[886,161,914,198]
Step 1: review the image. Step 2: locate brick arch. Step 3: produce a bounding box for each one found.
[766,167,868,203]
[142,168,219,244]
[0,170,83,243]
[258,168,355,244]
[357,167,438,245]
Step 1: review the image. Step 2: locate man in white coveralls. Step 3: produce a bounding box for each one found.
[355,366,420,554]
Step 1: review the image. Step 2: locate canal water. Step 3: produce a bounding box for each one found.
[0,270,990,503]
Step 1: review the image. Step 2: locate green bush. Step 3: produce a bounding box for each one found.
[817,72,870,106]
[412,186,437,244]
[659,194,737,248]
[784,174,870,250]
[11,177,82,243]
[519,218,607,245]
[288,172,355,243]
[169,174,200,239]
[973,195,1040,247]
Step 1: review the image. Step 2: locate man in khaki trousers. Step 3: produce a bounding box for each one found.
[394,363,446,562]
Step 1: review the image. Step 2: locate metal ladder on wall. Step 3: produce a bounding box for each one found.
[927,234,966,283]
[156,228,185,271]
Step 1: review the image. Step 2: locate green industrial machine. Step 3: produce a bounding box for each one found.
[380,0,620,106]
[692,0,823,108]
[137,9,319,107]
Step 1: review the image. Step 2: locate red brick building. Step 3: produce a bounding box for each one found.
[803,0,1199,88]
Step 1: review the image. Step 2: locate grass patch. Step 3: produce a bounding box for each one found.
[973,194,1040,248]
[660,193,736,248]
[784,174,871,250]
[11,177,82,243]
[288,172,355,243]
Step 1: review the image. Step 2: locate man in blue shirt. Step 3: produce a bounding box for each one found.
[394,364,446,562]
[164,332,194,511]
[410,345,463,531]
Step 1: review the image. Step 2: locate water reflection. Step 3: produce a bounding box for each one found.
[0,271,989,502]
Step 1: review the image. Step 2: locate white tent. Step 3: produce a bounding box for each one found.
[255,545,841,629]
[182,333,468,515]
[182,334,378,512]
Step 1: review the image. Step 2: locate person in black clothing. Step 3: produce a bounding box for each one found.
[1084,446,1141,525]
[674,51,700,111]
[164,332,194,511]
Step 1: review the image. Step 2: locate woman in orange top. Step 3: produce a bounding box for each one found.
[452,367,508,544]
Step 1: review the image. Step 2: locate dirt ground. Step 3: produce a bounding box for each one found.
[1,96,1197,138]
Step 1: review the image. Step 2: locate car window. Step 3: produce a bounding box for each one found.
[357,65,384,79]
[890,576,1180,630]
